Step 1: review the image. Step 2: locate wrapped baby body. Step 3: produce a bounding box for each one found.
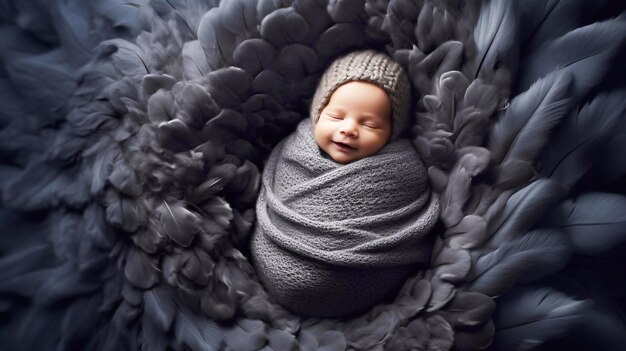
[251,120,440,317]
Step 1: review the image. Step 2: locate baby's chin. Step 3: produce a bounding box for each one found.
[332,157,354,164]
[322,143,365,164]
[326,150,363,164]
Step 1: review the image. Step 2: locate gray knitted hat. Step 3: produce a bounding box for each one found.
[310,50,411,140]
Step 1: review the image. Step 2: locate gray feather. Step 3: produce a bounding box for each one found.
[469,229,571,296]
[198,8,236,70]
[124,247,159,289]
[144,288,177,331]
[155,201,202,247]
[223,319,267,351]
[493,287,590,351]
[414,3,455,53]
[204,67,253,108]
[540,89,626,189]
[488,179,565,245]
[172,303,223,351]
[315,23,365,58]
[259,7,309,48]
[472,0,519,78]
[519,0,586,50]
[221,0,258,35]
[233,38,277,76]
[517,17,626,97]
[182,40,211,80]
[105,39,150,77]
[489,71,573,188]
[440,147,491,227]
[547,193,626,254]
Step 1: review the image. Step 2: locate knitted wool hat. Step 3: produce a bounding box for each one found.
[310,50,411,140]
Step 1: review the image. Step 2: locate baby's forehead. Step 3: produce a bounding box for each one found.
[325,81,391,114]
[329,81,390,100]
[332,80,389,94]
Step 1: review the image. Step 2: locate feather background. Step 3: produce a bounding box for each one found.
[540,88,626,190]
[491,286,590,351]
[1,0,625,350]
[545,193,626,254]
[471,0,518,80]
[488,70,573,189]
[516,15,626,97]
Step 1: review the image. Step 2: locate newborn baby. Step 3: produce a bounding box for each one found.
[314,79,393,164]
[251,50,440,317]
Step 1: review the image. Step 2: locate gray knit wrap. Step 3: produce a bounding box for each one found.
[251,119,440,317]
[310,50,411,140]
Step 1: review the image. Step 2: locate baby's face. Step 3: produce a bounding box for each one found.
[314,81,392,164]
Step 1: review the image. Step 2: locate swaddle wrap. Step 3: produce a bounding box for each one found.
[251,119,440,317]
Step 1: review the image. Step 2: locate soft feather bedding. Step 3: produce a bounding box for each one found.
[0,1,625,350]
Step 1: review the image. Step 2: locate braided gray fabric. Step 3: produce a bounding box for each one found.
[251,119,440,317]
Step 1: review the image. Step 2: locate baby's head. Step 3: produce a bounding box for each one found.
[311,50,410,164]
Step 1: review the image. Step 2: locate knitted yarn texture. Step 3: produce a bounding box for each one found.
[251,119,440,317]
[310,50,411,140]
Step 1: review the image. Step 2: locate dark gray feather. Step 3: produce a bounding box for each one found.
[546,193,626,254]
[259,7,309,48]
[540,89,626,189]
[182,40,211,80]
[519,0,586,50]
[492,287,590,351]
[517,17,626,96]
[472,0,519,78]
[489,71,573,188]
[469,229,571,297]
[172,303,223,351]
[488,179,565,245]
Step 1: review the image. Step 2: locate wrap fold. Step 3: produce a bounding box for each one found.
[252,119,440,317]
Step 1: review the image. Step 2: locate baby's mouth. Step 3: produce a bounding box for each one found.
[333,141,357,151]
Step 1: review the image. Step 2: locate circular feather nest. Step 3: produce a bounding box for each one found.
[1,1,626,350]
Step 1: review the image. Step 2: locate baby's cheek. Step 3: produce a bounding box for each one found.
[313,125,324,145]
[314,123,332,143]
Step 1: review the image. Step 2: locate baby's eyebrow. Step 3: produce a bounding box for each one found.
[361,113,385,120]
[326,105,347,112]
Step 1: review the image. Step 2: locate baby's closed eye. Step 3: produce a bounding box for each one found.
[363,122,380,128]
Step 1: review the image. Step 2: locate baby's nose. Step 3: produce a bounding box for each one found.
[339,119,358,137]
